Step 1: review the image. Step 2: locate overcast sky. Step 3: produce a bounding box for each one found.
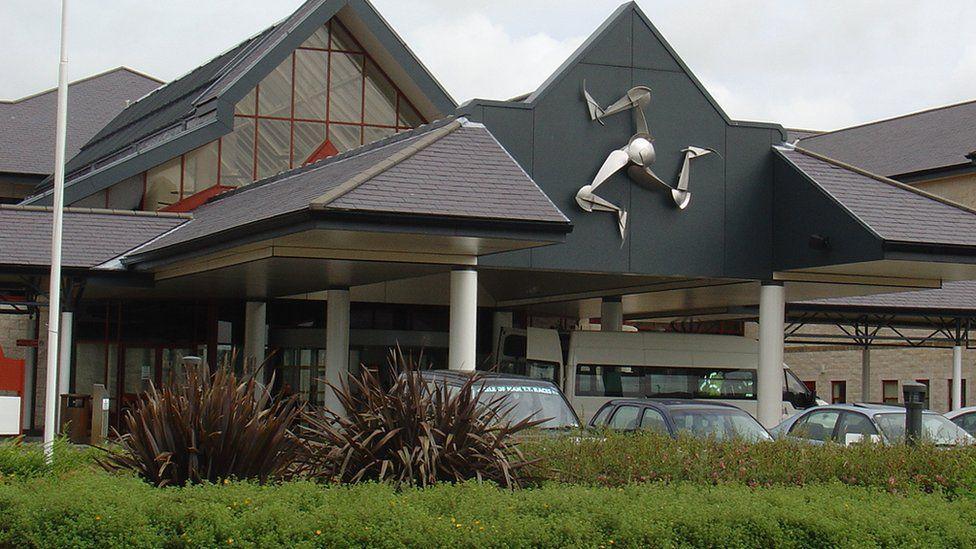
[1,0,973,131]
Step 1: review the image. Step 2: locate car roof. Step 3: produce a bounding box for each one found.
[943,406,976,419]
[602,398,744,411]
[800,403,941,417]
[418,369,559,388]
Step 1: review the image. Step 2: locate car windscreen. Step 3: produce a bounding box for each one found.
[479,384,579,429]
[874,413,974,445]
[670,408,772,442]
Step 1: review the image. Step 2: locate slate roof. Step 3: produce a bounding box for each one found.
[0,68,162,176]
[55,30,272,182]
[28,0,456,204]
[798,99,976,178]
[786,128,821,142]
[776,146,976,248]
[0,206,187,269]
[797,280,976,312]
[127,118,569,261]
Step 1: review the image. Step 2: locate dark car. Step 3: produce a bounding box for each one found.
[588,399,773,442]
[419,370,581,429]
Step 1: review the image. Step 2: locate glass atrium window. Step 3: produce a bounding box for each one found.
[138,18,426,211]
[144,157,182,211]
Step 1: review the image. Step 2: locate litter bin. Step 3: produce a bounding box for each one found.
[59,394,91,444]
[902,382,927,446]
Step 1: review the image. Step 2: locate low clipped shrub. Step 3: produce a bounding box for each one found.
[0,437,97,480]
[100,364,305,487]
[300,349,542,488]
[525,430,976,494]
[2,472,976,547]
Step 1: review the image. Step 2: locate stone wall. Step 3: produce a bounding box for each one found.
[915,173,976,210]
[785,343,968,413]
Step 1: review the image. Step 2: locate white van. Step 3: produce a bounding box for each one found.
[491,328,820,423]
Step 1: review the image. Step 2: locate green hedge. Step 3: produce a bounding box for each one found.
[0,437,98,481]
[523,432,976,494]
[1,472,976,547]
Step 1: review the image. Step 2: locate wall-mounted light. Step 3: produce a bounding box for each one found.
[808,234,830,250]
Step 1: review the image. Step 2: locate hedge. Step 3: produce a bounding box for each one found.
[1,472,976,548]
[0,437,98,481]
[524,432,976,495]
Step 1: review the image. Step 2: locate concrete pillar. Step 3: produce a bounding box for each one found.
[952,345,963,410]
[860,346,871,402]
[491,311,513,361]
[243,301,267,378]
[55,311,73,430]
[324,288,350,413]
[757,282,785,428]
[601,297,624,332]
[449,268,478,371]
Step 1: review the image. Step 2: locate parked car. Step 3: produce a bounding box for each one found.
[944,406,976,435]
[587,399,773,442]
[770,403,974,446]
[419,370,581,430]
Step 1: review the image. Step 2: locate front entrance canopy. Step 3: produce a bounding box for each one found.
[111,117,571,299]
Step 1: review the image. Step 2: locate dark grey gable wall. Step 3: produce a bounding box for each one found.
[463,4,784,279]
[771,151,884,270]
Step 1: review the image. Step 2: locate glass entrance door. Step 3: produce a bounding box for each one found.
[280,348,327,406]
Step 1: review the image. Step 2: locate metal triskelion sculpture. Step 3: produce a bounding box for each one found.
[577,81,718,238]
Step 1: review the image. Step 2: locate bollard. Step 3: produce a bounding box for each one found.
[902,381,927,446]
[90,384,109,446]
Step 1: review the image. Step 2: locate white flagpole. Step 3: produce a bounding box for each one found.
[43,0,70,463]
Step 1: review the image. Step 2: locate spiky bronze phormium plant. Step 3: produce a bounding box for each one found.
[100,363,305,487]
[300,349,543,488]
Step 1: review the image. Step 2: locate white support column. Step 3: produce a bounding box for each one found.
[600,297,623,332]
[861,347,871,402]
[953,345,963,411]
[324,288,350,413]
[758,282,785,428]
[449,269,478,371]
[243,301,267,378]
[55,310,73,431]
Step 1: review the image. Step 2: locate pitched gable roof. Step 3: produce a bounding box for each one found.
[124,118,569,263]
[798,99,976,179]
[0,68,162,176]
[776,146,976,248]
[25,0,455,206]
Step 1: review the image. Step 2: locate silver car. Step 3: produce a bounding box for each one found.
[944,406,976,436]
[770,403,973,446]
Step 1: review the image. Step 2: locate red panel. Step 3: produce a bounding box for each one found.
[161,185,236,213]
[304,139,339,165]
[0,345,24,396]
